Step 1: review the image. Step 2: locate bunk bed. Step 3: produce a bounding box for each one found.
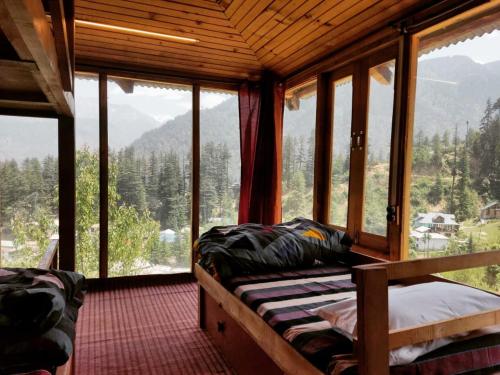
[195,221,500,375]
[0,1,79,374]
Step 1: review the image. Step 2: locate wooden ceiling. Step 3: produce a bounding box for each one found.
[75,0,431,82]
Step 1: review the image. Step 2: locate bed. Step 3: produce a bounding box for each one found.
[195,219,500,375]
[0,240,85,375]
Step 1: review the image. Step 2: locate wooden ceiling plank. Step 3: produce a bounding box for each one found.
[130,0,228,19]
[75,23,256,57]
[230,0,268,27]
[75,28,261,64]
[248,0,322,51]
[168,0,224,12]
[77,0,240,35]
[77,46,259,77]
[224,0,244,19]
[259,0,376,66]
[75,8,250,46]
[258,0,368,62]
[274,0,419,75]
[75,38,261,70]
[235,0,274,32]
[0,0,73,116]
[77,51,255,79]
[240,0,299,41]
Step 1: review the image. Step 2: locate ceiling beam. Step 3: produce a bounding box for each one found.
[0,0,74,116]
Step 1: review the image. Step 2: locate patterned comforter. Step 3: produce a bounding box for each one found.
[197,217,352,281]
[226,265,500,374]
[0,268,86,374]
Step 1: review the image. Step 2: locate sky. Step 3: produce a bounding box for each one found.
[420,30,500,63]
[75,76,235,125]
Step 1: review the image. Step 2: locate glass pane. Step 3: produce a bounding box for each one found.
[75,73,100,278]
[330,76,353,227]
[0,116,58,267]
[282,81,317,222]
[409,20,500,292]
[363,60,395,236]
[200,89,240,234]
[107,77,192,276]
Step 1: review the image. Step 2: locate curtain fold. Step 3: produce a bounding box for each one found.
[238,72,285,225]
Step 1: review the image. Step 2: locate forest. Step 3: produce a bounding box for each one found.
[0,97,498,290]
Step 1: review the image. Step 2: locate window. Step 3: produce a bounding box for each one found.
[282,81,317,222]
[75,73,100,277]
[363,59,396,236]
[0,116,58,267]
[200,89,240,234]
[107,77,192,276]
[326,47,397,253]
[408,11,500,291]
[330,75,353,227]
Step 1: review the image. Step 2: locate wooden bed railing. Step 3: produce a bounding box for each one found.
[38,239,60,270]
[352,250,500,375]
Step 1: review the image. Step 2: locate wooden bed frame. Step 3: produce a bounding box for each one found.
[37,240,74,375]
[195,250,500,375]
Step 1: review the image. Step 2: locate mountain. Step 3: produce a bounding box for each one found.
[1,56,500,165]
[0,103,160,161]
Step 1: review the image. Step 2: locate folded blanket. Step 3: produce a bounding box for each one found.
[196,217,353,280]
[0,268,85,373]
[0,268,85,335]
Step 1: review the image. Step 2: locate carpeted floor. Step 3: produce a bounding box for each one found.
[74,278,234,375]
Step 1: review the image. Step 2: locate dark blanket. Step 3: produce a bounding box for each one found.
[196,217,353,281]
[0,268,86,374]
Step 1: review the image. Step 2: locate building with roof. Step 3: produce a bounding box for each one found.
[480,201,500,220]
[413,212,459,234]
[410,231,449,251]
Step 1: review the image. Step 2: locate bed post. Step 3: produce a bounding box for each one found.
[355,266,389,375]
[198,285,206,329]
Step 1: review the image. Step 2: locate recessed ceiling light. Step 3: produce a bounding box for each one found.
[75,20,198,43]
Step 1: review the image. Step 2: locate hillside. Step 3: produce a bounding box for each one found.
[1,56,499,165]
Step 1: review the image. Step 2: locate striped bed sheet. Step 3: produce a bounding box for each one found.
[225,264,500,375]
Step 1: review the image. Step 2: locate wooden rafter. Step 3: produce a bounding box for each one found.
[0,0,74,116]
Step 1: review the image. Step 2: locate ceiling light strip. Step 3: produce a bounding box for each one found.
[75,19,198,43]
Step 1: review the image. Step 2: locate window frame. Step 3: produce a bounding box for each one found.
[321,44,401,256]
[74,68,238,278]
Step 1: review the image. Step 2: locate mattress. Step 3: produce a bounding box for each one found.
[225,264,500,374]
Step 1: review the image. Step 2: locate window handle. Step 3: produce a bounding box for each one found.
[386,205,397,223]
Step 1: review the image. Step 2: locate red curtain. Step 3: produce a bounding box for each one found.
[238,72,285,225]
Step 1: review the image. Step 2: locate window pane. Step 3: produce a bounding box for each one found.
[363,60,395,236]
[200,89,239,234]
[0,116,58,267]
[282,81,317,222]
[330,76,353,227]
[108,77,192,276]
[75,73,100,278]
[409,18,500,292]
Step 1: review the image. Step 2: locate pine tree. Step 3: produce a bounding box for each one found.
[431,133,443,171]
[428,173,443,205]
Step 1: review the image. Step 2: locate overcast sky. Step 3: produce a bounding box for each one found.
[420,30,500,63]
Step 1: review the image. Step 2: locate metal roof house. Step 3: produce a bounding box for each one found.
[413,213,460,234]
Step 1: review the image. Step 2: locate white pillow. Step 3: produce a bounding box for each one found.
[313,282,500,366]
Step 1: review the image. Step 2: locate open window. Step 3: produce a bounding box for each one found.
[327,46,398,255]
[200,88,240,233]
[282,80,317,222]
[406,5,500,291]
[0,116,59,268]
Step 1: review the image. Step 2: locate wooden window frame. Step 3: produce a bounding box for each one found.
[319,44,400,257]
[74,68,239,279]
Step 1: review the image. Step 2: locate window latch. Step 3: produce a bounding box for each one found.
[386,205,397,223]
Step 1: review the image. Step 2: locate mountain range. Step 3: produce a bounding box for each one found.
[1,56,499,165]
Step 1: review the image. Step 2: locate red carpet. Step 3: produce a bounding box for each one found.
[75,278,234,375]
